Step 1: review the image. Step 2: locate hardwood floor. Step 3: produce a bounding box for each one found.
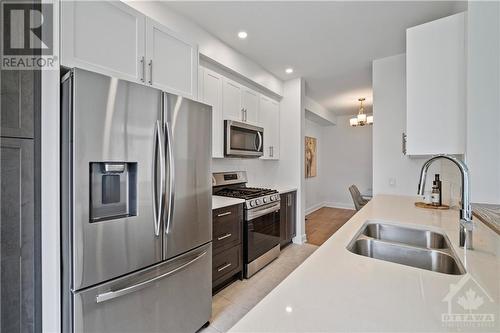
[305,207,356,246]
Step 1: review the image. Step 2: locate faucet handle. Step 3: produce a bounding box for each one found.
[460,219,474,230]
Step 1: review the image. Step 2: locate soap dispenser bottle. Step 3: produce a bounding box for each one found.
[434,174,442,206]
[431,182,440,206]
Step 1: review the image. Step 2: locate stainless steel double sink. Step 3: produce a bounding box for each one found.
[347,221,466,275]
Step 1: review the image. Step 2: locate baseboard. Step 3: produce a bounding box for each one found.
[305,202,326,216]
[324,201,355,210]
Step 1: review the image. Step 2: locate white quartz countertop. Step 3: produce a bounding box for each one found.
[229,195,500,332]
[212,195,245,210]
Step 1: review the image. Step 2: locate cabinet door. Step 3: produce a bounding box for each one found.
[406,12,465,155]
[279,195,288,246]
[201,67,224,158]
[242,88,259,124]
[286,192,297,240]
[222,78,244,121]
[260,95,280,160]
[146,19,198,98]
[61,1,146,83]
[1,138,35,332]
[0,70,35,138]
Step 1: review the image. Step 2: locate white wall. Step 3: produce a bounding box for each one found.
[304,119,324,214]
[279,78,306,243]
[125,0,283,96]
[42,0,60,331]
[372,54,458,204]
[466,1,500,204]
[212,158,281,186]
[304,96,337,125]
[372,54,427,196]
[321,115,373,209]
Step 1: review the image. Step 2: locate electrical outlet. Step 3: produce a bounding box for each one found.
[389,178,396,187]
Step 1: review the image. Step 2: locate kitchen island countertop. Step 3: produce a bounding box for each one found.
[229,195,499,332]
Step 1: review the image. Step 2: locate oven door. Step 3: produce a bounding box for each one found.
[225,120,264,157]
[245,202,280,264]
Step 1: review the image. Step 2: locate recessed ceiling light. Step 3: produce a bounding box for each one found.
[285,68,294,74]
[238,31,248,39]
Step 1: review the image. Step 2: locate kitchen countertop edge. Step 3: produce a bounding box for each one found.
[212,195,245,210]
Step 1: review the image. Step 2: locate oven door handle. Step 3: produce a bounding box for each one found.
[247,203,280,221]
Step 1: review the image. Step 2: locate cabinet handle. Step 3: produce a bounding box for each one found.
[402,132,407,155]
[271,146,274,157]
[241,108,245,122]
[148,60,153,85]
[287,194,291,206]
[217,211,232,217]
[140,56,145,82]
[217,233,232,241]
[217,263,232,272]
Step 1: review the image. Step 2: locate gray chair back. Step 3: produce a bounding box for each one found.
[349,185,368,211]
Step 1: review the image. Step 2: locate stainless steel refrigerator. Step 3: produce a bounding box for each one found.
[61,68,212,332]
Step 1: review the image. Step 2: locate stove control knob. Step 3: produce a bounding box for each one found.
[256,199,261,205]
[270,196,275,201]
[263,197,268,203]
[249,200,255,207]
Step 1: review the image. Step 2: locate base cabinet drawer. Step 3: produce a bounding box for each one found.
[213,205,242,253]
[212,245,242,288]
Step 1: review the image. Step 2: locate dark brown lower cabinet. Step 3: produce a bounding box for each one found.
[0,138,36,332]
[1,66,40,332]
[280,191,297,247]
[212,204,243,293]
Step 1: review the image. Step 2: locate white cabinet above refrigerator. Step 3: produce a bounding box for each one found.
[61,0,198,99]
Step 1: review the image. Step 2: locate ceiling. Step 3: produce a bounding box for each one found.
[167,1,465,115]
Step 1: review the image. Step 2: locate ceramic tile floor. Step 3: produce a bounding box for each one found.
[198,243,318,333]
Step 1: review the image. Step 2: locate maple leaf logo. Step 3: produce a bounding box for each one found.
[457,289,484,312]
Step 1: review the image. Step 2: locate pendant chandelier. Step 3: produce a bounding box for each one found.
[350,98,373,127]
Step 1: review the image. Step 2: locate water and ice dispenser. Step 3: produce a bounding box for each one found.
[90,162,137,222]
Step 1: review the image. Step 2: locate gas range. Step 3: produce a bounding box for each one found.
[212,172,280,209]
[212,171,281,278]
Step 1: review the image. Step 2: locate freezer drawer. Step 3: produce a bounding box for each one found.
[72,243,212,333]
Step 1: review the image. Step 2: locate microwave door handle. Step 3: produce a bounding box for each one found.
[165,121,175,234]
[257,131,263,152]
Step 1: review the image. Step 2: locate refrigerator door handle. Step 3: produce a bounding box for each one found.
[95,250,207,304]
[152,120,165,237]
[165,121,175,234]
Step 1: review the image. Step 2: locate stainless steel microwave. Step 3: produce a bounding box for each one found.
[224,120,264,158]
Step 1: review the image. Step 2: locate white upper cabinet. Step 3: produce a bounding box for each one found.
[61,1,145,82]
[406,12,466,155]
[222,77,261,124]
[222,78,244,122]
[242,88,260,124]
[62,1,198,98]
[259,95,280,160]
[145,19,198,98]
[200,67,224,158]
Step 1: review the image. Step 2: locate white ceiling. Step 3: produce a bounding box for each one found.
[167,1,465,115]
